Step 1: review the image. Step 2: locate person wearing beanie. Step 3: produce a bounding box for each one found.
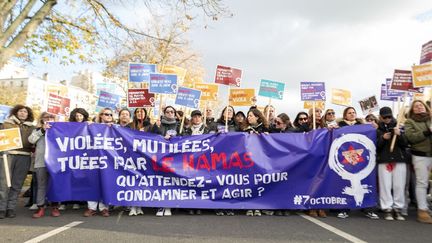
[376,107,408,221]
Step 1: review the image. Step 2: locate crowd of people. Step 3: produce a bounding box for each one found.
[0,101,432,224]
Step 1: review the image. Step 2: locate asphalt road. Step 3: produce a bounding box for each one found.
[0,199,431,243]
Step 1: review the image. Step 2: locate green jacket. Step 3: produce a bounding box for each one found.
[405,118,432,155]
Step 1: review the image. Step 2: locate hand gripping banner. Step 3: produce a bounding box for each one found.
[45,123,377,209]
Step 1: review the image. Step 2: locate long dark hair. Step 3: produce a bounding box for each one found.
[9,104,34,122]
[277,113,292,129]
[130,108,151,130]
[293,112,309,128]
[69,108,89,122]
[218,106,235,123]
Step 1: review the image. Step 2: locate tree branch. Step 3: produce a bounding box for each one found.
[0,0,57,68]
[0,0,18,31]
[0,0,37,47]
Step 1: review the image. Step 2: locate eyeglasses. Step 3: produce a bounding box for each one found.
[275,121,282,125]
[103,113,113,117]
[327,112,335,115]
[299,117,308,121]
[382,116,392,119]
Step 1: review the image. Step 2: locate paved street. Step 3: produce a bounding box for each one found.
[0,200,431,243]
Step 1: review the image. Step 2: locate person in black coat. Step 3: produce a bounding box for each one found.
[376,107,409,221]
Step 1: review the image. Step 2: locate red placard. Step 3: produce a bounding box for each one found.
[128,89,155,108]
[420,40,432,64]
[214,65,242,87]
[390,69,422,93]
[47,93,70,116]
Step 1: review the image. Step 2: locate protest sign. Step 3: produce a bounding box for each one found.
[161,65,187,84]
[229,89,256,106]
[46,123,377,209]
[0,128,22,152]
[331,88,351,106]
[215,65,242,87]
[47,83,68,97]
[359,96,379,115]
[97,91,121,110]
[127,89,155,108]
[128,63,157,83]
[194,83,219,101]
[149,73,178,94]
[380,84,397,101]
[0,105,12,123]
[420,40,432,64]
[258,79,285,100]
[300,82,326,101]
[304,101,325,110]
[390,69,422,93]
[175,87,202,109]
[412,63,432,87]
[47,93,71,116]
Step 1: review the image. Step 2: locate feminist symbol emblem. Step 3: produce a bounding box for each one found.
[328,133,376,206]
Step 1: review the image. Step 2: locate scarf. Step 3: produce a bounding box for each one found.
[411,112,431,122]
[191,123,204,135]
[343,119,357,126]
[161,116,177,125]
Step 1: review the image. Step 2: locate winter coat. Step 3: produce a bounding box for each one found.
[405,117,432,157]
[376,119,408,164]
[28,128,46,168]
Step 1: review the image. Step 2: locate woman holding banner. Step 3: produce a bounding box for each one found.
[292,112,310,133]
[270,113,293,133]
[28,112,60,218]
[117,108,131,127]
[320,109,338,129]
[69,108,89,123]
[404,100,432,224]
[151,106,180,217]
[127,108,151,216]
[242,108,269,216]
[336,107,379,220]
[129,108,152,132]
[209,106,238,133]
[0,105,35,219]
[83,108,114,217]
[213,106,238,216]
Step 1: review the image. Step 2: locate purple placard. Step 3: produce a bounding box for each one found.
[300,82,326,101]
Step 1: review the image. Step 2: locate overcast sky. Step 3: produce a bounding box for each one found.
[26,0,432,119]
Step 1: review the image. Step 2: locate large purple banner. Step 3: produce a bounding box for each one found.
[45,123,377,209]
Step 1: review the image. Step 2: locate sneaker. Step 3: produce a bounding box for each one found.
[275,210,283,216]
[262,210,274,216]
[136,207,144,215]
[58,204,66,211]
[51,207,60,217]
[308,210,318,217]
[394,212,405,221]
[72,204,80,210]
[6,209,16,218]
[384,212,394,221]
[101,209,110,217]
[225,210,234,216]
[32,208,45,218]
[246,210,254,216]
[83,209,97,217]
[365,211,379,219]
[29,204,38,210]
[188,209,195,215]
[318,210,327,218]
[284,210,291,216]
[163,208,172,216]
[129,207,137,216]
[156,208,164,217]
[337,211,349,219]
[196,210,201,215]
[215,210,224,216]
[254,210,261,216]
[401,208,408,216]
